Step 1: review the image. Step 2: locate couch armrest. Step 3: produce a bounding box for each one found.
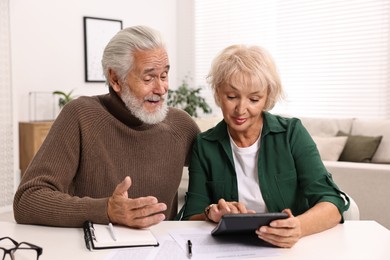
[324,161,390,229]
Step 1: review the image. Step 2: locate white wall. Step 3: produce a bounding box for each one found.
[9,0,182,187]
[177,1,195,83]
[10,0,179,121]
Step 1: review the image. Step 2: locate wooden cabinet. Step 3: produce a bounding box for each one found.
[19,121,53,175]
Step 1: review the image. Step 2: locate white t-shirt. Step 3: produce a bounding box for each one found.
[229,133,267,213]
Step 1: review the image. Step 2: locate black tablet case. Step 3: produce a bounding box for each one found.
[211,213,289,236]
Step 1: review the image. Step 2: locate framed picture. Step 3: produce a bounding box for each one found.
[83,17,123,82]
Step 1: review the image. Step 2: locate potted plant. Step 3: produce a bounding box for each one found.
[168,79,212,118]
[52,89,75,109]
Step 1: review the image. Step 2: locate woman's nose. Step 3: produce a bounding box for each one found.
[235,100,246,114]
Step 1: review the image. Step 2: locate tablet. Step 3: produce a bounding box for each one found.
[211,212,289,236]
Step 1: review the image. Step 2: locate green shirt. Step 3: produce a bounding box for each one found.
[178,112,349,220]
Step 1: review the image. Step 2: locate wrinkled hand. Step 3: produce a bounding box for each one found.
[207,198,256,223]
[255,209,302,248]
[107,176,167,228]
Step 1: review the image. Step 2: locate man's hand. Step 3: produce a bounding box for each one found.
[107,176,167,228]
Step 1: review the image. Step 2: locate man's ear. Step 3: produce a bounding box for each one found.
[108,69,121,92]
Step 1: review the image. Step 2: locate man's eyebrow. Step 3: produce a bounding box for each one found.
[143,65,170,74]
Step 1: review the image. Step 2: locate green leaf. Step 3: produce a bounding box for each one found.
[167,78,212,117]
[53,89,75,108]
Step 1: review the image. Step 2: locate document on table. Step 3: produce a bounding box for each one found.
[104,234,187,260]
[105,225,281,260]
[169,227,281,259]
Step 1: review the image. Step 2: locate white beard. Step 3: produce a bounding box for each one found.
[120,85,168,125]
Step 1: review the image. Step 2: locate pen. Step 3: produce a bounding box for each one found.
[109,223,117,241]
[187,240,192,258]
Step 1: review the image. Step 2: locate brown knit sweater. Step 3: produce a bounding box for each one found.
[13,88,200,227]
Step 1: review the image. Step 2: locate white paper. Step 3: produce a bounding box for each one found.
[169,227,281,259]
[104,226,281,260]
[92,224,158,248]
[104,234,186,260]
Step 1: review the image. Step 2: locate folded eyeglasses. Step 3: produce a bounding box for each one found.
[0,237,42,260]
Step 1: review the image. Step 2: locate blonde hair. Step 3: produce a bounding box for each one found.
[207,45,284,110]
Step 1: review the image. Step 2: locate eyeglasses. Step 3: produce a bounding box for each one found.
[0,237,42,260]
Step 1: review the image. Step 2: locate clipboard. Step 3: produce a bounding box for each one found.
[211,213,289,236]
[83,221,159,250]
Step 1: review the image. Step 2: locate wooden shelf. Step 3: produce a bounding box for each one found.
[19,121,53,175]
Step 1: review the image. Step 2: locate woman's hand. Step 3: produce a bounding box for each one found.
[255,209,302,248]
[206,198,256,223]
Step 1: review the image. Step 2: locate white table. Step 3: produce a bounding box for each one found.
[1,220,389,260]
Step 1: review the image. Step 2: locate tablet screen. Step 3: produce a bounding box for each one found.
[211,212,289,236]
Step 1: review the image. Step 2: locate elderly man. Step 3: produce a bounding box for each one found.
[13,25,200,228]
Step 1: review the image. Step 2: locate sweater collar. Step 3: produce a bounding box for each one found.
[99,87,147,128]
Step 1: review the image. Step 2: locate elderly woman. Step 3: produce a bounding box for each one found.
[178,45,349,248]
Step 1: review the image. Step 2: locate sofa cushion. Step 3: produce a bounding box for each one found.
[299,117,354,137]
[194,117,222,132]
[337,131,383,163]
[350,119,390,163]
[312,136,348,161]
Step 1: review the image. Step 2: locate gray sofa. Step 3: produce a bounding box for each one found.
[179,116,390,230]
[299,117,390,229]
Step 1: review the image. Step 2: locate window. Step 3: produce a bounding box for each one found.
[193,0,390,118]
